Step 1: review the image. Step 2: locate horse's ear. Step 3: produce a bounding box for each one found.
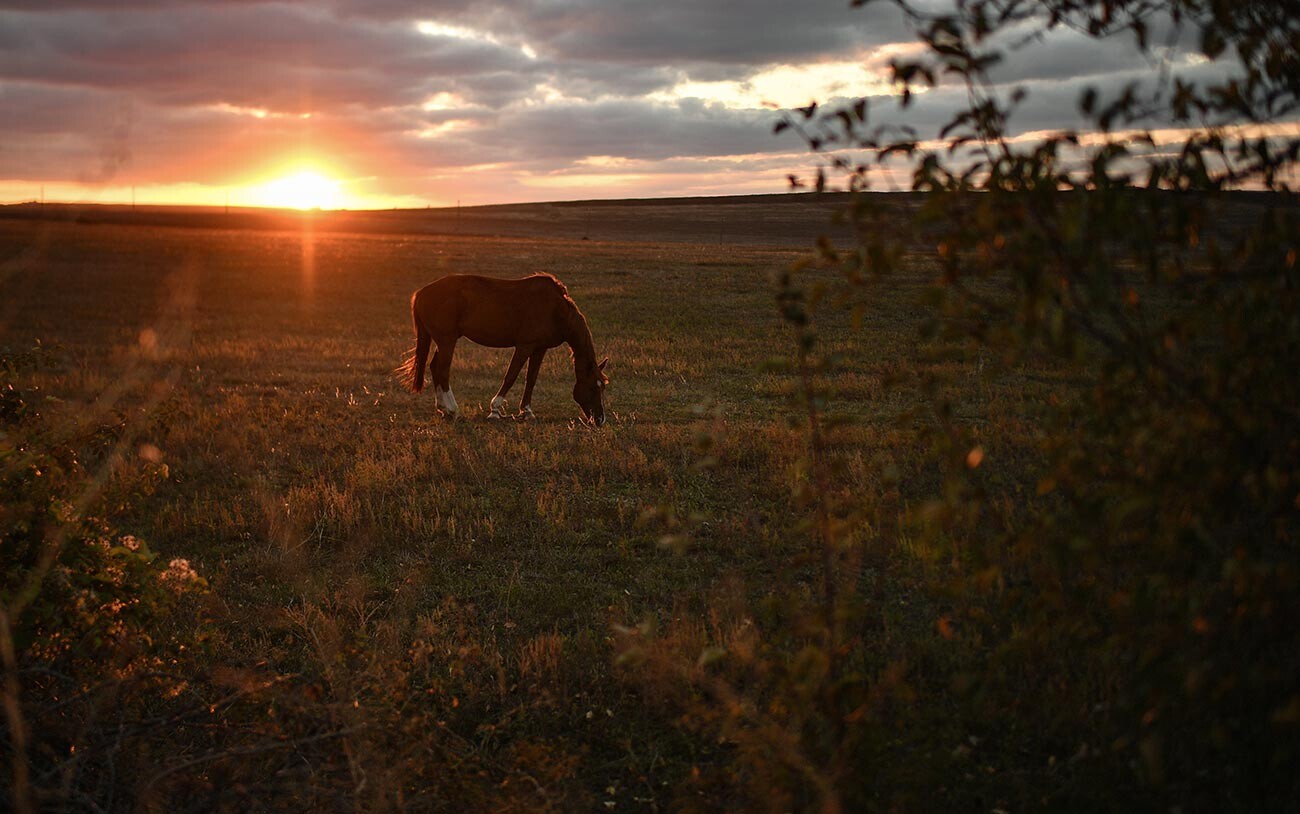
[598,357,608,372]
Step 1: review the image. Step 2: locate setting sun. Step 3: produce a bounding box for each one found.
[253,170,343,210]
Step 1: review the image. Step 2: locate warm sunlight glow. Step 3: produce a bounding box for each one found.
[422,91,467,111]
[415,19,537,60]
[647,45,928,110]
[253,170,343,210]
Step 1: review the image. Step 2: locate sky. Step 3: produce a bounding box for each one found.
[0,0,1248,209]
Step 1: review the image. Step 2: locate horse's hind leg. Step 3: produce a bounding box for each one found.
[431,338,459,417]
[489,346,531,419]
[518,347,547,420]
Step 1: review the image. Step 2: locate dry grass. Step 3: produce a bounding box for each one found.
[1,215,1060,809]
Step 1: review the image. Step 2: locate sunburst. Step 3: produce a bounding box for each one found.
[253,170,343,210]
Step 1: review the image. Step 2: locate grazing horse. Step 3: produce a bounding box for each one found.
[399,273,609,425]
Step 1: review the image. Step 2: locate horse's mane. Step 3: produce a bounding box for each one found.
[526,273,596,371]
[526,272,572,298]
[525,272,583,315]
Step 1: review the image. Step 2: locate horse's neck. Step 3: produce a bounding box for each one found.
[562,307,597,376]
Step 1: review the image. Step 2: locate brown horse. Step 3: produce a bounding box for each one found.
[399,273,609,425]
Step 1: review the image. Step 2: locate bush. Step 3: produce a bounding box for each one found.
[631,2,1299,810]
[1,346,204,812]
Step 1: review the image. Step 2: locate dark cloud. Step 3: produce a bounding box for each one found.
[325,0,913,59]
[984,15,1212,86]
[481,0,906,64]
[0,5,530,113]
[427,98,787,167]
[540,62,681,101]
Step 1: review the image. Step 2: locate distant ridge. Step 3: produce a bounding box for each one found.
[467,191,856,210]
[0,190,1284,248]
[0,192,867,247]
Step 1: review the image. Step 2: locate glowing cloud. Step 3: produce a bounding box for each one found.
[649,45,926,110]
[415,20,537,60]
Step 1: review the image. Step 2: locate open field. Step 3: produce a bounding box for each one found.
[0,210,1066,811]
[4,195,1289,810]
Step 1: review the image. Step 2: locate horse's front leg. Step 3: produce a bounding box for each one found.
[489,345,531,419]
[517,348,547,420]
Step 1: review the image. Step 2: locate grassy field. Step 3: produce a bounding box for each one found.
[2,210,1078,810]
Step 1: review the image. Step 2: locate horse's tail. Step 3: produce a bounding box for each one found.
[398,295,432,393]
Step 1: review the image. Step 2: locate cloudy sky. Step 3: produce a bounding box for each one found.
[0,0,1238,208]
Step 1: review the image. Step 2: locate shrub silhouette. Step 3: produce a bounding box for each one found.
[628,1,1299,810]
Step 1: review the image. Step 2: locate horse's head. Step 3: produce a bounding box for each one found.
[573,357,609,427]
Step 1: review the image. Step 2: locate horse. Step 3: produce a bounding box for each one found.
[399,273,609,425]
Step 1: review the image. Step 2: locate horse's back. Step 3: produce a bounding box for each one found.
[412,274,568,347]
[415,273,561,298]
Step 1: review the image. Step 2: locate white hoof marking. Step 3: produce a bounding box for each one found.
[434,386,459,416]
